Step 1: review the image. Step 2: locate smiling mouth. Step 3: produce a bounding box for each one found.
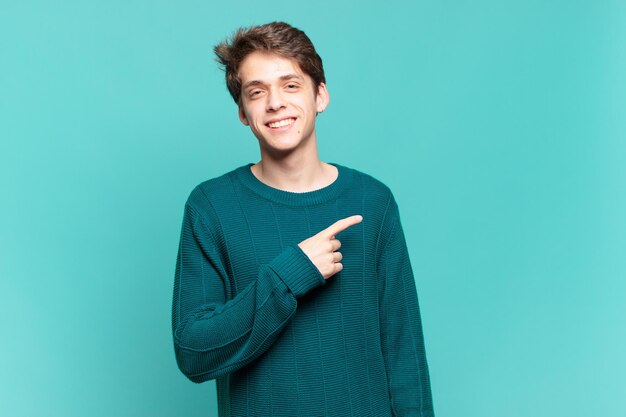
[266,118,296,129]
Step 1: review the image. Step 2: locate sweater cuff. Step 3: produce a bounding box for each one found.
[268,245,325,298]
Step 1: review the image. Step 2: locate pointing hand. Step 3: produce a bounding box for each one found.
[298,215,363,280]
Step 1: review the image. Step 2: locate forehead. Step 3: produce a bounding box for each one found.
[238,52,307,85]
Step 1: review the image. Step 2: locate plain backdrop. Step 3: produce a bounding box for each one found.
[1,1,625,416]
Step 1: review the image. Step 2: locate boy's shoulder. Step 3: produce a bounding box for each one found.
[346,164,392,197]
[337,163,396,213]
[185,165,242,208]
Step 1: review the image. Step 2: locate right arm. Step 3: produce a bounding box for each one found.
[171,202,324,383]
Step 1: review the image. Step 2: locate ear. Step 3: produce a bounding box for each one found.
[316,82,330,113]
[238,104,250,126]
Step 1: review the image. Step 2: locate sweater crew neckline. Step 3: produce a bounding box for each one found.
[234,162,353,206]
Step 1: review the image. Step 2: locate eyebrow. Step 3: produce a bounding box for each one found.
[242,74,304,90]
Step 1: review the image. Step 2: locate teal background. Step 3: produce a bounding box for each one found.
[2,1,625,416]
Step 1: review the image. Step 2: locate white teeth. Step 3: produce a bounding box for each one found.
[268,118,295,128]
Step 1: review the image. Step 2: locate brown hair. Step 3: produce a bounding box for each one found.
[214,22,326,104]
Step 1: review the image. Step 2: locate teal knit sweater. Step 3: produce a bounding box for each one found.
[172,162,434,416]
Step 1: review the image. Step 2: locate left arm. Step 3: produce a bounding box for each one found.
[378,194,434,416]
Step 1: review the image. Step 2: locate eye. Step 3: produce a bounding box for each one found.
[286,83,299,90]
[249,89,263,98]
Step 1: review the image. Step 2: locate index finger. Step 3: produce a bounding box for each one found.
[322,215,363,238]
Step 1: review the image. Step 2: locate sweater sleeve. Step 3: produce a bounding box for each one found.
[378,195,434,416]
[172,202,325,383]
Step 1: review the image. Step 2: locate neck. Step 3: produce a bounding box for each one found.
[252,144,337,193]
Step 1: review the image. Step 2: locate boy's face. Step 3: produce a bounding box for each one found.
[237,52,329,157]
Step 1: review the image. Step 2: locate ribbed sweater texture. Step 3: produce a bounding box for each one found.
[172,162,434,417]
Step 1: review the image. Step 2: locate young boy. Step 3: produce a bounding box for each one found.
[172,22,434,416]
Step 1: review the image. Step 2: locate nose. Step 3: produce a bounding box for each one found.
[265,89,286,112]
